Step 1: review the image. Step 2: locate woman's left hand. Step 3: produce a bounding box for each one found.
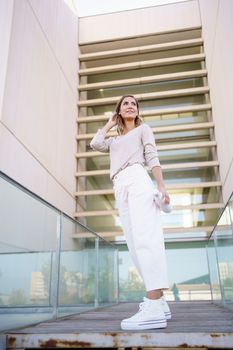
[158,186,170,204]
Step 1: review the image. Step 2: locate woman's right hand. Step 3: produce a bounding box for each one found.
[107,113,118,128]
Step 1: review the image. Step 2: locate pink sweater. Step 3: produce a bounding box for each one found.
[90,123,161,179]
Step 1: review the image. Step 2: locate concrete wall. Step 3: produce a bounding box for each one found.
[0,0,14,117]
[0,0,78,217]
[79,0,201,44]
[199,0,233,203]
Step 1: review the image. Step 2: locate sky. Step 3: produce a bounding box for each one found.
[65,0,189,17]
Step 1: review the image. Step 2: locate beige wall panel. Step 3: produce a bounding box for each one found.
[1,0,78,216]
[79,0,201,44]
[200,0,233,203]
[0,123,74,219]
[0,0,14,119]
[0,124,78,251]
[223,160,233,203]
[198,0,219,71]
[28,0,78,92]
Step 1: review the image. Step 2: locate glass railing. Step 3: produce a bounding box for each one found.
[206,192,233,310]
[0,172,118,331]
[118,240,212,302]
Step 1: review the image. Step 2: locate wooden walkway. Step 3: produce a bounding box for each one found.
[5,301,233,349]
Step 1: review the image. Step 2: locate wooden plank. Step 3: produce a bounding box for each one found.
[77,104,212,123]
[73,203,224,218]
[72,226,215,239]
[76,141,216,158]
[78,69,207,91]
[6,302,233,348]
[79,38,204,61]
[76,122,214,141]
[79,25,202,45]
[79,53,205,75]
[75,160,219,177]
[153,121,214,133]
[163,160,219,170]
[75,181,222,196]
[77,87,209,107]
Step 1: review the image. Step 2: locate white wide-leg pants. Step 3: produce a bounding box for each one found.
[113,164,169,291]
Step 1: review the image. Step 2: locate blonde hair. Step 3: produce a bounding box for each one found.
[114,95,143,135]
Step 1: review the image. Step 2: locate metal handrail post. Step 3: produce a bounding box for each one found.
[115,248,120,303]
[51,213,62,319]
[205,245,213,302]
[214,232,225,304]
[95,237,99,307]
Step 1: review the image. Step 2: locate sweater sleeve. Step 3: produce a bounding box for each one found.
[90,128,113,153]
[142,124,161,170]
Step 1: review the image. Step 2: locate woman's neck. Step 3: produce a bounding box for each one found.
[122,120,136,134]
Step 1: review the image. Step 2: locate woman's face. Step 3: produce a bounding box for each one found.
[119,96,138,121]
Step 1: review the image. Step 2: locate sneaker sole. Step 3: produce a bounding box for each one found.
[165,311,172,320]
[121,320,167,330]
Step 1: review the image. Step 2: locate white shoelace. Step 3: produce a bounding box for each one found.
[137,301,147,313]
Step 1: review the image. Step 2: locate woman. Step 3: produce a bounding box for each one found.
[90,95,171,330]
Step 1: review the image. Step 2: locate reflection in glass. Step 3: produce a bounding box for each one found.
[0,173,118,331]
[206,193,233,310]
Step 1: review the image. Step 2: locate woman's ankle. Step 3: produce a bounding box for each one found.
[146,289,162,300]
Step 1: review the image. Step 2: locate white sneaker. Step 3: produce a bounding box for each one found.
[160,295,172,320]
[121,297,167,330]
[153,189,172,213]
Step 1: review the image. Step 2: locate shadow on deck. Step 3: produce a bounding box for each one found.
[5,301,233,349]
